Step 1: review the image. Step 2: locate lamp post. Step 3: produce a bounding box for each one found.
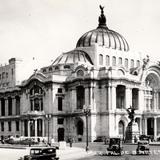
[45,114,52,145]
[83,107,91,152]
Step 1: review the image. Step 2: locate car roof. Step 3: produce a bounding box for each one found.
[30,147,56,150]
[138,140,149,143]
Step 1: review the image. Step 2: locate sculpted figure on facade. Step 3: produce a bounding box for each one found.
[126,106,136,123]
[142,55,150,71]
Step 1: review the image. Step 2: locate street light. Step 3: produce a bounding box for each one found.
[45,114,52,145]
[83,107,91,152]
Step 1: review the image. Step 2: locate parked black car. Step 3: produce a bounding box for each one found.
[107,138,123,155]
[136,140,150,155]
[139,134,154,142]
[19,147,59,160]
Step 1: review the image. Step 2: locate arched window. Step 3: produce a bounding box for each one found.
[30,85,43,95]
[118,57,122,65]
[136,60,140,67]
[77,70,84,77]
[119,121,125,139]
[131,59,134,68]
[125,58,128,68]
[106,55,110,66]
[99,54,103,65]
[55,66,59,70]
[112,56,116,66]
[49,67,52,72]
[64,65,70,69]
[30,85,43,111]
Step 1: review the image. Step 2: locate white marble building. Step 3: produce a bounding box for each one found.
[0,7,160,142]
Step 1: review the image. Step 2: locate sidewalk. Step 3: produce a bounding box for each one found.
[0,143,96,160]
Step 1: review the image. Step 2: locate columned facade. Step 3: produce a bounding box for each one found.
[1,6,160,143]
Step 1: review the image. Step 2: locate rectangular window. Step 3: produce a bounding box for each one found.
[16,121,19,131]
[58,97,63,111]
[1,122,4,131]
[57,118,64,124]
[8,121,11,131]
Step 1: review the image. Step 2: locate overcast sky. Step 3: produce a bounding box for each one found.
[0,0,160,69]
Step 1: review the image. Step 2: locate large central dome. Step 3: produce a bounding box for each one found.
[76,6,129,51]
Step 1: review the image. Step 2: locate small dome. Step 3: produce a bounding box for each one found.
[52,50,93,66]
[76,6,129,51]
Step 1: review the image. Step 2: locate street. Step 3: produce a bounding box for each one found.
[0,143,160,160]
[75,143,160,160]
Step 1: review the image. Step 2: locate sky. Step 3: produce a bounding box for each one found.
[0,0,160,70]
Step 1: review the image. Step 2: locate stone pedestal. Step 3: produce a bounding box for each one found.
[125,121,139,143]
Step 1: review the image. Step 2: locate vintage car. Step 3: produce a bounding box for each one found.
[19,147,59,160]
[106,138,123,155]
[136,140,150,155]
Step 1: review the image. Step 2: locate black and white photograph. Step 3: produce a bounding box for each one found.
[0,0,160,160]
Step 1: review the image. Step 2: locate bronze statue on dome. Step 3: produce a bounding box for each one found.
[99,5,104,13]
[98,5,106,27]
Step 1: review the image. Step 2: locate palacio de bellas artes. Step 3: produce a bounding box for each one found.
[0,5,160,144]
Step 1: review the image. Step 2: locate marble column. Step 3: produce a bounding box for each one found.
[0,99,1,116]
[139,118,142,135]
[42,119,45,137]
[108,85,112,110]
[28,121,30,137]
[5,98,8,116]
[144,118,147,135]
[12,97,16,115]
[154,91,158,111]
[35,119,37,137]
[85,87,89,107]
[111,85,116,110]
[138,89,144,111]
[21,120,24,136]
[71,89,76,111]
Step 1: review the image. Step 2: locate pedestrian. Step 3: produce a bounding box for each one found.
[69,137,73,147]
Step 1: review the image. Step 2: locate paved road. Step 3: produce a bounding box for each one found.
[74,143,160,160]
[1,143,160,160]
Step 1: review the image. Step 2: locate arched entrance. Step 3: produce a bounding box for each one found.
[76,119,84,141]
[58,128,64,142]
[118,120,125,140]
